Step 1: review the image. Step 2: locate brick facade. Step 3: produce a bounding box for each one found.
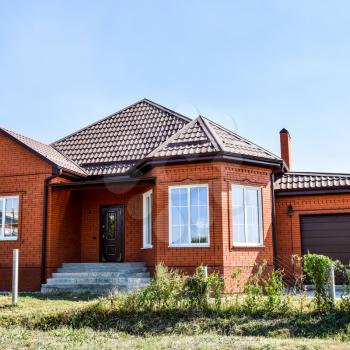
[3,129,349,293]
[0,134,52,291]
[275,193,350,274]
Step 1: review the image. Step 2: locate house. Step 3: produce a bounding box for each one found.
[1,98,350,292]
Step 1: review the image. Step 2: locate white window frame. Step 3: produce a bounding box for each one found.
[142,190,153,249]
[169,184,210,248]
[0,195,19,241]
[232,185,263,247]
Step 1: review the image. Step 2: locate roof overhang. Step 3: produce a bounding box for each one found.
[49,176,156,191]
[275,187,350,196]
[130,152,283,176]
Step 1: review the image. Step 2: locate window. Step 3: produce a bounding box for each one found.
[169,185,209,247]
[0,196,19,240]
[232,186,262,246]
[143,190,152,248]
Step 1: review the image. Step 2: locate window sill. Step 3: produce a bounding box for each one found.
[141,245,153,250]
[232,244,264,248]
[169,244,210,248]
[0,238,18,241]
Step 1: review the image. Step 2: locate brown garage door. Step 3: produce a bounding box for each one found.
[301,214,350,265]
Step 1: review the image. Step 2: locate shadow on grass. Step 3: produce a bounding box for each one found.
[31,306,350,339]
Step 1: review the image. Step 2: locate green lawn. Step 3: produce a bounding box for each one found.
[1,294,350,349]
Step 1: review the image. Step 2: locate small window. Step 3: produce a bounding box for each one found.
[232,186,262,246]
[169,185,209,247]
[143,190,152,248]
[0,196,19,240]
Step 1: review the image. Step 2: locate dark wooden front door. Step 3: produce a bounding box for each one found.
[100,205,124,262]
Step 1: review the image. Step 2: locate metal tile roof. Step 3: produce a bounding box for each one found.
[275,172,350,192]
[52,99,190,176]
[145,115,281,162]
[0,127,87,177]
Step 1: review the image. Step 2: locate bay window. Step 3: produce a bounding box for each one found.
[169,185,209,247]
[232,186,263,246]
[0,196,19,240]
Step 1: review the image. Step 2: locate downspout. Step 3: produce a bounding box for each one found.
[40,169,60,285]
[270,172,278,269]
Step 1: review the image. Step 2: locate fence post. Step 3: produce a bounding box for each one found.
[328,264,336,302]
[12,249,19,305]
[203,266,208,279]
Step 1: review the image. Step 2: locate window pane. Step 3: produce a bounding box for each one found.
[233,187,245,243]
[4,197,18,238]
[233,224,245,243]
[171,188,189,244]
[190,187,209,244]
[107,212,116,240]
[247,224,260,244]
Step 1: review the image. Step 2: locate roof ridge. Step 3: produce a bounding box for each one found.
[201,116,281,160]
[52,98,191,145]
[144,117,200,159]
[198,116,224,152]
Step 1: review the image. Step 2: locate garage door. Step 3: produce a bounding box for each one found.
[301,214,350,265]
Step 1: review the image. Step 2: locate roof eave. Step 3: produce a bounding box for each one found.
[275,187,350,196]
[129,151,283,176]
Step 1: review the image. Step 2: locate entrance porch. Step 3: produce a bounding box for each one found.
[43,177,155,290]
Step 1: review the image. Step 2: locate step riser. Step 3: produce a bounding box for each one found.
[41,263,151,295]
[52,272,150,278]
[47,278,151,285]
[58,267,147,273]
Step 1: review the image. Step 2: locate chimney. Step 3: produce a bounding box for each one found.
[280,128,292,169]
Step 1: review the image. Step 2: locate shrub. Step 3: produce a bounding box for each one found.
[134,263,185,311]
[339,264,350,312]
[303,253,334,311]
[210,272,224,310]
[185,266,212,309]
[263,269,289,313]
[243,261,266,312]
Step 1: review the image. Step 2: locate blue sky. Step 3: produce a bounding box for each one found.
[1,1,349,172]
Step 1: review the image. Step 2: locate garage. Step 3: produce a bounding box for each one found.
[301,214,350,265]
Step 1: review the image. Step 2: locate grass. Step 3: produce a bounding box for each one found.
[1,293,350,349]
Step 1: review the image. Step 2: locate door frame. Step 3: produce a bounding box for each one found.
[99,204,125,262]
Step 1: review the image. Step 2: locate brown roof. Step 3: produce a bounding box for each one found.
[275,172,350,193]
[52,99,190,176]
[0,127,87,177]
[145,115,280,162]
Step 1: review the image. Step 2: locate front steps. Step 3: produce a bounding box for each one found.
[41,262,151,295]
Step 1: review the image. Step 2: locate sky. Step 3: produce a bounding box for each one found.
[1,1,350,173]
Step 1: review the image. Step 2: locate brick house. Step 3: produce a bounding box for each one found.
[1,99,349,292]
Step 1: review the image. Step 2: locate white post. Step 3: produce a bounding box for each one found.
[12,249,19,305]
[328,264,335,301]
[203,266,208,279]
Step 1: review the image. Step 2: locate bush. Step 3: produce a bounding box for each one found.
[210,272,224,310]
[263,269,289,313]
[185,266,212,309]
[243,262,266,312]
[132,263,185,311]
[303,253,334,311]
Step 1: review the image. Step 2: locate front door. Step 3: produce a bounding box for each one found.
[100,205,124,262]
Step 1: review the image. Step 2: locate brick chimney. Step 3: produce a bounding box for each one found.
[280,128,292,169]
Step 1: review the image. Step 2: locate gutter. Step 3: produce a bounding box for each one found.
[270,172,278,269]
[40,168,60,285]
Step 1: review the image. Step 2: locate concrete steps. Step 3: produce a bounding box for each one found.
[41,262,151,295]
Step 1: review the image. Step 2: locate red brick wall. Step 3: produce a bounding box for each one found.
[45,177,82,279]
[79,183,153,264]
[275,193,350,274]
[146,162,274,292]
[0,134,52,291]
